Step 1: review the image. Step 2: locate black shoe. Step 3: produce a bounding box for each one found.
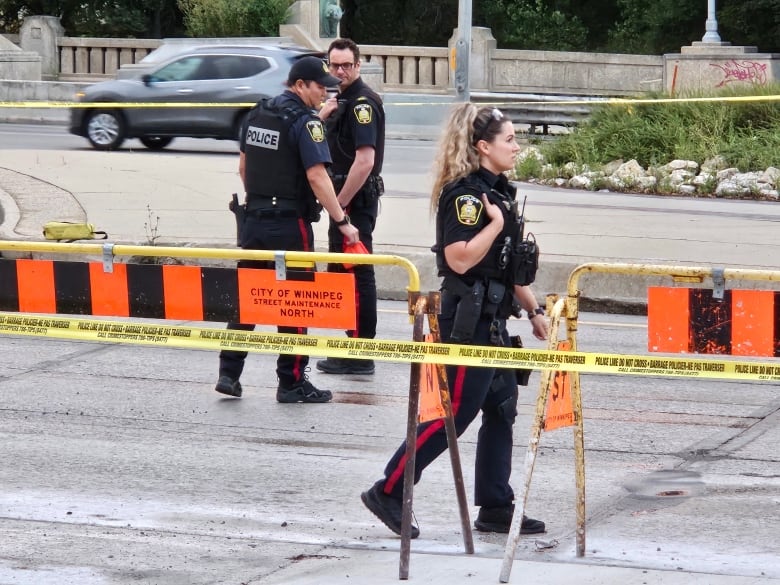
[316,357,375,375]
[361,482,419,539]
[276,378,332,403]
[215,375,242,397]
[474,505,545,535]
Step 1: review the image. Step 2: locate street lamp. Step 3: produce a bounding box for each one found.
[701,0,721,43]
[454,0,472,101]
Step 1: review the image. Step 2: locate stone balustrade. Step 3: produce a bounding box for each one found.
[361,45,450,92]
[57,37,161,80]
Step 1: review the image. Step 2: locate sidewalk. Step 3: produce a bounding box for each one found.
[1,144,780,308]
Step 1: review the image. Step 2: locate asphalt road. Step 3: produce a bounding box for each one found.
[0,123,436,186]
[1,303,779,584]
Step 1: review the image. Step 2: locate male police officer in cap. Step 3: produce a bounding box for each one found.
[215,56,360,403]
[316,38,385,376]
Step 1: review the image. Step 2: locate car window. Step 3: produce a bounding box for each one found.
[151,56,203,82]
[213,56,272,79]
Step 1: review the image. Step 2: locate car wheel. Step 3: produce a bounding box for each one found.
[140,136,174,150]
[85,109,126,150]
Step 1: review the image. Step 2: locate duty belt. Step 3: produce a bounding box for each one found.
[246,196,300,217]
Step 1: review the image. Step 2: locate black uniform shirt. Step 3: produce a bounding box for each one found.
[240,90,332,170]
[327,78,384,176]
[439,168,515,249]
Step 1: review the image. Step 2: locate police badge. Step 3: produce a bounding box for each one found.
[353,103,372,124]
[454,194,482,225]
[306,120,325,142]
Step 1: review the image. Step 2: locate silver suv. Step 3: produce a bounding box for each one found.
[69,44,323,150]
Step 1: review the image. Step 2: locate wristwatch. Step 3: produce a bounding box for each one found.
[529,307,545,319]
[335,215,350,226]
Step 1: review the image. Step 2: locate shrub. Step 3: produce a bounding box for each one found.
[539,84,780,173]
[179,0,291,37]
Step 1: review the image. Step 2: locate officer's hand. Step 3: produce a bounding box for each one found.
[319,96,338,120]
[482,193,504,229]
[530,315,548,341]
[339,222,360,245]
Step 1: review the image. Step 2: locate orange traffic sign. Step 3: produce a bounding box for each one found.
[544,340,575,431]
[238,269,356,329]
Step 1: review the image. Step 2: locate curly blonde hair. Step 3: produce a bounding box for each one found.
[429,103,507,215]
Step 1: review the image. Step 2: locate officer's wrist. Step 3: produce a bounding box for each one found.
[335,215,350,226]
[528,307,545,319]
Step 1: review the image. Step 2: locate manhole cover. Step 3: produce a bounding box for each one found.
[624,470,704,499]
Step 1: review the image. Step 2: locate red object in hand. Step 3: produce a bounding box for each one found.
[342,240,369,269]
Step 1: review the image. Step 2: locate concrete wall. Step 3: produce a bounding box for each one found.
[664,43,780,94]
[492,49,664,96]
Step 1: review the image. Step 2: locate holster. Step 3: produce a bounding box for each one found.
[447,278,485,344]
[229,193,246,246]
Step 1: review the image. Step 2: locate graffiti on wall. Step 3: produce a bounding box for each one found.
[711,60,768,87]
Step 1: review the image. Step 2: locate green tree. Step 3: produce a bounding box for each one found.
[607,0,702,54]
[0,0,183,37]
[178,0,290,37]
[720,0,780,53]
[341,0,457,46]
[475,0,588,51]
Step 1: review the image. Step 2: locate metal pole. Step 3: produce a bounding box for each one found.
[454,0,472,101]
[701,0,721,43]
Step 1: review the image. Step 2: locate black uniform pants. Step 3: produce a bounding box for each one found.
[326,188,379,340]
[219,213,315,386]
[379,290,518,508]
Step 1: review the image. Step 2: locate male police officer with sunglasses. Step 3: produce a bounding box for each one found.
[317,38,386,376]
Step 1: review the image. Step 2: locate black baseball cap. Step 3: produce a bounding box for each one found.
[288,56,341,87]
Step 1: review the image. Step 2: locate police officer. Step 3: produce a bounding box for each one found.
[361,104,549,538]
[215,56,359,403]
[316,38,385,376]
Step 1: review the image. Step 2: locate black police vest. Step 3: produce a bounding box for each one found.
[243,99,315,209]
[326,82,385,176]
[434,173,518,285]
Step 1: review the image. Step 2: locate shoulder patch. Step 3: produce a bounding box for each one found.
[454,194,483,225]
[353,103,373,124]
[305,119,325,142]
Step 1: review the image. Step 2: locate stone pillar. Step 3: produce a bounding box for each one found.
[447,27,496,93]
[20,15,64,80]
[0,30,42,81]
[279,0,325,50]
[469,27,496,92]
[664,43,780,95]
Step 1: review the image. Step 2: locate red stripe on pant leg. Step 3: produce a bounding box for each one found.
[732,290,774,356]
[290,326,306,380]
[384,365,466,494]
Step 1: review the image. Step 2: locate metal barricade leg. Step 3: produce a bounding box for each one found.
[399,292,473,580]
[499,298,565,583]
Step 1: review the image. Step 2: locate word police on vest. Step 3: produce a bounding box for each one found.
[247,126,280,150]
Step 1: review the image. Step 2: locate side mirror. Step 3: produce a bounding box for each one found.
[141,74,153,86]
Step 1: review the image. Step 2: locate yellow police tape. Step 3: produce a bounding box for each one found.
[1,312,778,383]
[1,94,780,108]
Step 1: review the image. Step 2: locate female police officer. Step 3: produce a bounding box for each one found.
[361,104,549,538]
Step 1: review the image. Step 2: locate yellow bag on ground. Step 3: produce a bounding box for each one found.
[42,222,108,242]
